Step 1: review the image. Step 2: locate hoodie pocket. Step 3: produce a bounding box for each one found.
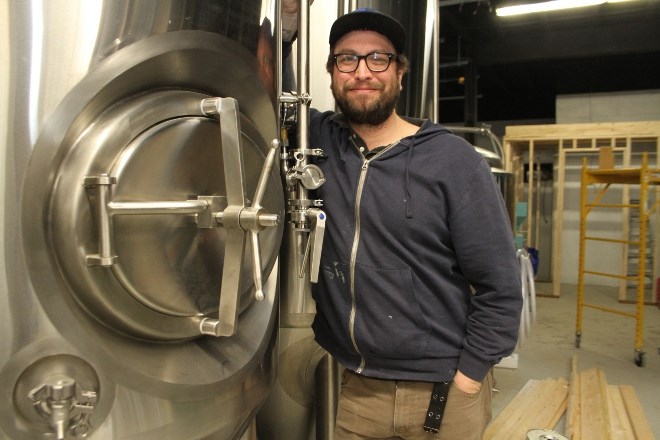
[353,263,430,360]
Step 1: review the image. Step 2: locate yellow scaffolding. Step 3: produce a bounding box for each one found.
[576,152,660,367]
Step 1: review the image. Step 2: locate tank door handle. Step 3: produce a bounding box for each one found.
[199,97,280,337]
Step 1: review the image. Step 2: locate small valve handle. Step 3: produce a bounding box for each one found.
[307,208,326,283]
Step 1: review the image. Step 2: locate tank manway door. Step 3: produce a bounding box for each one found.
[26,89,284,341]
[69,92,283,340]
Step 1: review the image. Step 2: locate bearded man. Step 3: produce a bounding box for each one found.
[291,7,522,440]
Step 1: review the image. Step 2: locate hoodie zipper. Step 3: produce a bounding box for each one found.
[349,160,368,373]
[348,138,400,374]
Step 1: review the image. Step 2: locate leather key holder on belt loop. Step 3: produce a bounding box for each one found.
[423,381,451,434]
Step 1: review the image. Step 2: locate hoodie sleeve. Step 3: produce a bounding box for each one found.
[450,159,523,382]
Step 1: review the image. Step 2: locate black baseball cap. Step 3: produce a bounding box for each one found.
[329,8,406,54]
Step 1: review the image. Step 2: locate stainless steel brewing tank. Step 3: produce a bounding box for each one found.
[1,1,283,439]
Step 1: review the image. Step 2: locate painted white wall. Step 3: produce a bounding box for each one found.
[308,0,337,111]
[557,89,660,124]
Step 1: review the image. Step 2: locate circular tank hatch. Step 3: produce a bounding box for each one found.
[43,88,284,341]
[21,32,284,398]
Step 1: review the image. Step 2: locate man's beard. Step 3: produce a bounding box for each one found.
[332,80,400,125]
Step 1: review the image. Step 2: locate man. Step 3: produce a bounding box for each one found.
[285,6,522,440]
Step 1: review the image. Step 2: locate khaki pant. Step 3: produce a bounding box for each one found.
[335,370,493,440]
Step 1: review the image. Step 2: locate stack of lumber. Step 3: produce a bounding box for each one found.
[485,357,655,440]
[484,377,568,440]
[567,363,654,439]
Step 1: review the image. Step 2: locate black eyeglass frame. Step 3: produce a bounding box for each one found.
[332,52,397,73]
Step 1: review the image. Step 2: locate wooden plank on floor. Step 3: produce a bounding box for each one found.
[566,356,581,440]
[488,359,655,440]
[548,391,569,431]
[484,379,541,440]
[607,385,635,440]
[579,368,611,439]
[485,378,568,440]
[527,378,568,431]
[619,385,655,440]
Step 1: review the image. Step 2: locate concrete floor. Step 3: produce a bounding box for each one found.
[491,282,660,438]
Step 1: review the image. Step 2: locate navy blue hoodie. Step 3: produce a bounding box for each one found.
[309,110,522,383]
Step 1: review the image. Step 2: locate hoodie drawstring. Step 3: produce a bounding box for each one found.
[404,138,415,218]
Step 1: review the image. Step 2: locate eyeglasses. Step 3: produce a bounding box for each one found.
[332,52,397,73]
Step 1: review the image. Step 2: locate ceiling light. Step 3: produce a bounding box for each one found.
[496,0,636,17]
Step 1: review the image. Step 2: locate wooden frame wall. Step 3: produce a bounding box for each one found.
[503,121,660,298]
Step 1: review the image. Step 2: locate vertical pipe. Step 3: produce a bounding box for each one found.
[315,354,339,440]
[338,0,355,17]
[433,0,440,123]
[296,0,310,154]
[419,0,436,120]
[293,0,312,314]
[276,0,283,130]
[527,141,535,248]
[295,0,311,225]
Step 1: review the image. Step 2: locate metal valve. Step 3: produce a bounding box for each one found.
[292,163,325,190]
[28,374,97,440]
[279,89,327,288]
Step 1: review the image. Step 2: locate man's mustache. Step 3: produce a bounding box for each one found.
[344,82,384,91]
